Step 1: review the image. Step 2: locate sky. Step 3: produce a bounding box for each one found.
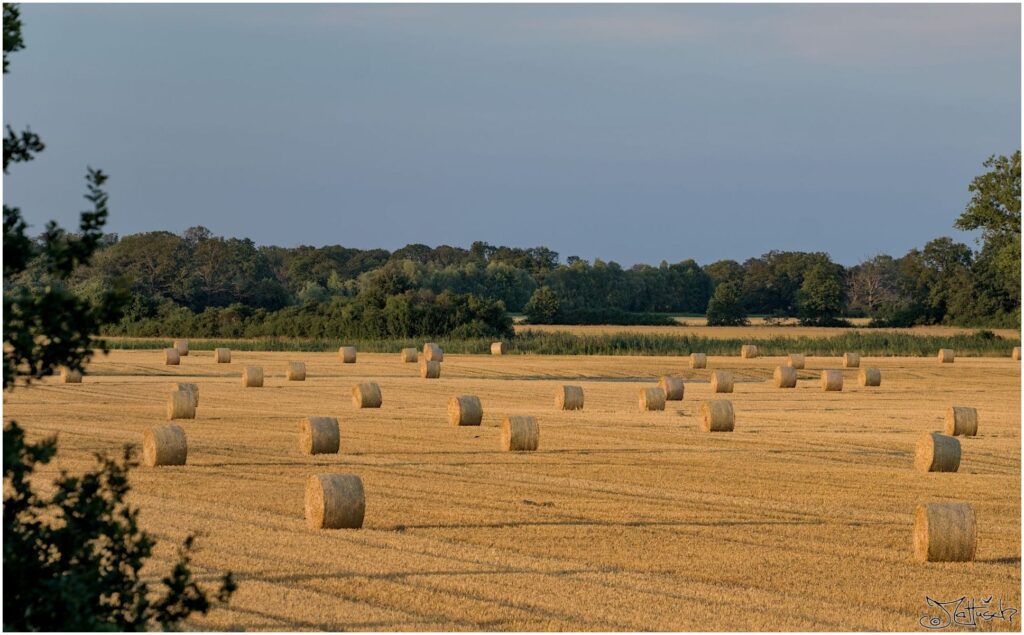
[2,3,1020,266]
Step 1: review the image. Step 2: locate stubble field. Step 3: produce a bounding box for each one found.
[5,348,1020,631]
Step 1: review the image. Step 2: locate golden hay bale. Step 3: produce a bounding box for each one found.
[555,385,584,410]
[913,502,976,562]
[423,342,444,362]
[659,376,684,401]
[944,406,978,437]
[164,348,180,366]
[937,348,954,364]
[305,474,365,529]
[242,366,263,388]
[420,360,441,379]
[820,370,843,391]
[299,417,340,455]
[60,368,82,383]
[338,346,357,363]
[286,361,306,381]
[787,354,806,369]
[773,366,797,388]
[166,390,196,420]
[1013,346,1021,361]
[689,353,707,369]
[214,347,231,363]
[174,339,189,356]
[352,382,382,408]
[639,387,666,411]
[710,370,734,393]
[699,400,735,432]
[740,344,758,359]
[858,368,881,387]
[400,348,418,363]
[143,424,187,467]
[501,416,539,451]
[490,342,507,355]
[843,352,860,368]
[169,382,199,408]
[448,395,483,426]
[914,432,960,473]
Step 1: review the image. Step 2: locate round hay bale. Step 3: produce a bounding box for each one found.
[501,416,539,451]
[639,387,666,411]
[773,366,797,388]
[937,348,954,364]
[60,368,82,383]
[214,347,231,363]
[174,339,189,356]
[1013,346,1021,361]
[914,432,960,473]
[490,342,507,355]
[286,361,306,381]
[352,382,382,408]
[787,353,805,369]
[423,342,444,362]
[164,348,180,366]
[944,406,978,437]
[299,417,340,455]
[166,390,196,420]
[448,395,483,426]
[143,424,187,467]
[689,353,707,369]
[858,368,881,387]
[913,502,977,562]
[659,376,684,401]
[401,348,418,363]
[242,366,263,388]
[843,352,860,368]
[699,400,735,432]
[820,370,843,391]
[710,370,734,393]
[420,360,441,379]
[305,474,365,529]
[169,382,199,408]
[740,345,758,359]
[555,385,584,410]
[338,346,357,363]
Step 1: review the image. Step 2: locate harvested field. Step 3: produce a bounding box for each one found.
[5,349,1020,631]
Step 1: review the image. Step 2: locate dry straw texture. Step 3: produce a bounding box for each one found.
[174,339,189,356]
[490,342,507,355]
[1014,346,1021,360]
[914,432,960,473]
[501,416,539,451]
[170,382,199,408]
[400,348,418,363]
[305,474,365,529]
[773,366,797,388]
[944,406,978,437]
[843,353,860,368]
[242,366,264,388]
[639,387,666,411]
[937,348,955,364]
[448,395,483,426]
[338,346,357,363]
[299,417,340,455]
[788,354,806,369]
[689,353,707,369]
[859,368,881,387]
[420,360,441,378]
[913,502,977,562]
[60,368,82,383]
[821,370,843,392]
[164,348,180,366]
[423,343,444,362]
[700,400,735,432]
[555,385,584,410]
[166,390,196,420]
[143,424,187,467]
[214,347,231,363]
[710,370,734,394]
[659,376,684,400]
[286,361,306,381]
[740,345,758,359]
[352,382,382,408]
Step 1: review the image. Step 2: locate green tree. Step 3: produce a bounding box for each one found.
[524,286,560,324]
[705,282,748,326]
[796,263,846,325]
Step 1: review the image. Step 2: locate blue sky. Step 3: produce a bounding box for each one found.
[3,3,1020,266]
